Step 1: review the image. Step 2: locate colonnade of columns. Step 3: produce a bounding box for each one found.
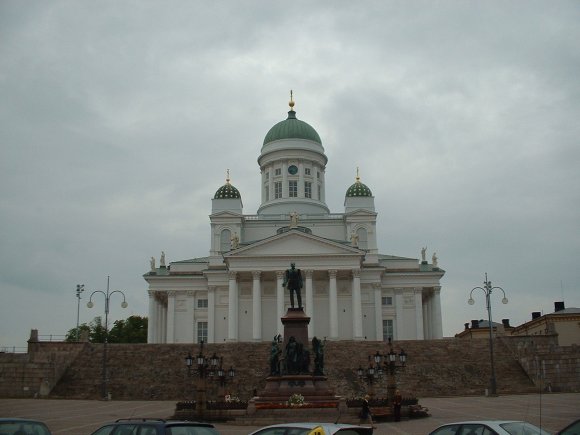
[422,286,443,339]
[147,274,444,343]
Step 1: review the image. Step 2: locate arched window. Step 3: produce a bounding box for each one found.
[356,227,368,250]
[220,229,231,252]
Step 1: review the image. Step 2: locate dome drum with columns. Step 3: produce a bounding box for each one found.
[144,95,445,344]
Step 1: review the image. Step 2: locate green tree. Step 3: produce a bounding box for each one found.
[65,323,92,342]
[89,316,107,343]
[65,316,147,343]
[108,315,148,343]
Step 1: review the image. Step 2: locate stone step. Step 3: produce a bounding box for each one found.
[46,339,539,400]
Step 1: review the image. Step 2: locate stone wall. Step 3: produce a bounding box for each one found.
[498,335,580,392]
[3,336,577,400]
[0,339,87,398]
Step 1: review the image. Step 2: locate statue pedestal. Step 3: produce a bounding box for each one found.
[254,308,339,406]
[281,308,310,350]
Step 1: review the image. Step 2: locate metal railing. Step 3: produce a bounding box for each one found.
[244,213,344,221]
[38,334,67,342]
[0,346,28,354]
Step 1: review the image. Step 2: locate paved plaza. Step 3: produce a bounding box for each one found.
[0,393,578,435]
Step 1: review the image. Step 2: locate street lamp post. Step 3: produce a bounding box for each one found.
[385,338,407,403]
[356,359,378,397]
[468,273,508,396]
[87,276,128,400]
[75,284,85,341]
[355,339,407,402]
[185,341,235,418]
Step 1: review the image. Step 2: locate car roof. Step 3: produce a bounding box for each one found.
[0,418,48,424]
[438,421,528,425]
[258,422,368,427]
[251,423,372,432]
[114,419,214,426]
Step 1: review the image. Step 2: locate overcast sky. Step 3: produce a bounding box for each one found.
[1,1,579,348]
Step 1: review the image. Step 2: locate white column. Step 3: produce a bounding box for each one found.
[188,291,195,343]
[328,270,338,340]
[147,290,156,343]
[423,294,431,339]
[320,170,326,203]
[207,286,216,343]
[282,162,288,197]
[373,284,383,340]
[305,270,314,338]
[252,271,262,341]
[166,291,176,344]
[268,167,274,202]
[428,291,436,339]
[160,299,167,343]
[432,286,443,339]
[395,288,404,340]
[352,269,363,340]
[298,160,305,197]
[156,297,163,343]
[228,271,238,342]
[276,271,285,337]
[414,288,425,340]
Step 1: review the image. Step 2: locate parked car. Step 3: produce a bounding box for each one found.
[247,422,373,435]
[556,419,580,435]
[0,418,52,435]
[89,418,219,435]
[429,420,550,435]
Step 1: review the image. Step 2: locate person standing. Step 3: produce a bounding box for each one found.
[393,390,403,422]
[360,394,376,428]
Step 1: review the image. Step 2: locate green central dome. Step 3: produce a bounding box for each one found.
[263,110,322,145]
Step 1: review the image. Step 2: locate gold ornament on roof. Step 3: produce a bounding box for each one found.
[289,90,295,110]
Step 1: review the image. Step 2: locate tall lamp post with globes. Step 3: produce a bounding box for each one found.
[87,276,128,400]
[468,273,508,396]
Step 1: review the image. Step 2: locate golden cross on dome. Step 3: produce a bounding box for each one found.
[289,90,295,110]
[226,169,230,184]
[356,166,360,182]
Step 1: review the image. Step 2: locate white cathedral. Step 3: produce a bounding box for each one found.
[144,97,444,344]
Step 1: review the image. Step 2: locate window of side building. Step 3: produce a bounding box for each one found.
[274,181,282,199]
[197,299,208,309]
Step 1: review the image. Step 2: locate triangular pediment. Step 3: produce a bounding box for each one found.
[344,208,378,217]
[224,230,363,260]
[210,210,243,218]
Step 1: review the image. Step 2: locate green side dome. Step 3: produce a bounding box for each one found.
[263,110,322,145]
[214,181,241,199]
[346,178,373,197]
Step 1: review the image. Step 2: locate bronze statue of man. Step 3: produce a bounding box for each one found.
[283,262,303,309]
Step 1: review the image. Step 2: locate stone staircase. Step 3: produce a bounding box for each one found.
[44,338,536,401]
[0,342,86,398]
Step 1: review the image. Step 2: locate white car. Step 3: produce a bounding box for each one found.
[429,420,550,435]
[248,422,373,435]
